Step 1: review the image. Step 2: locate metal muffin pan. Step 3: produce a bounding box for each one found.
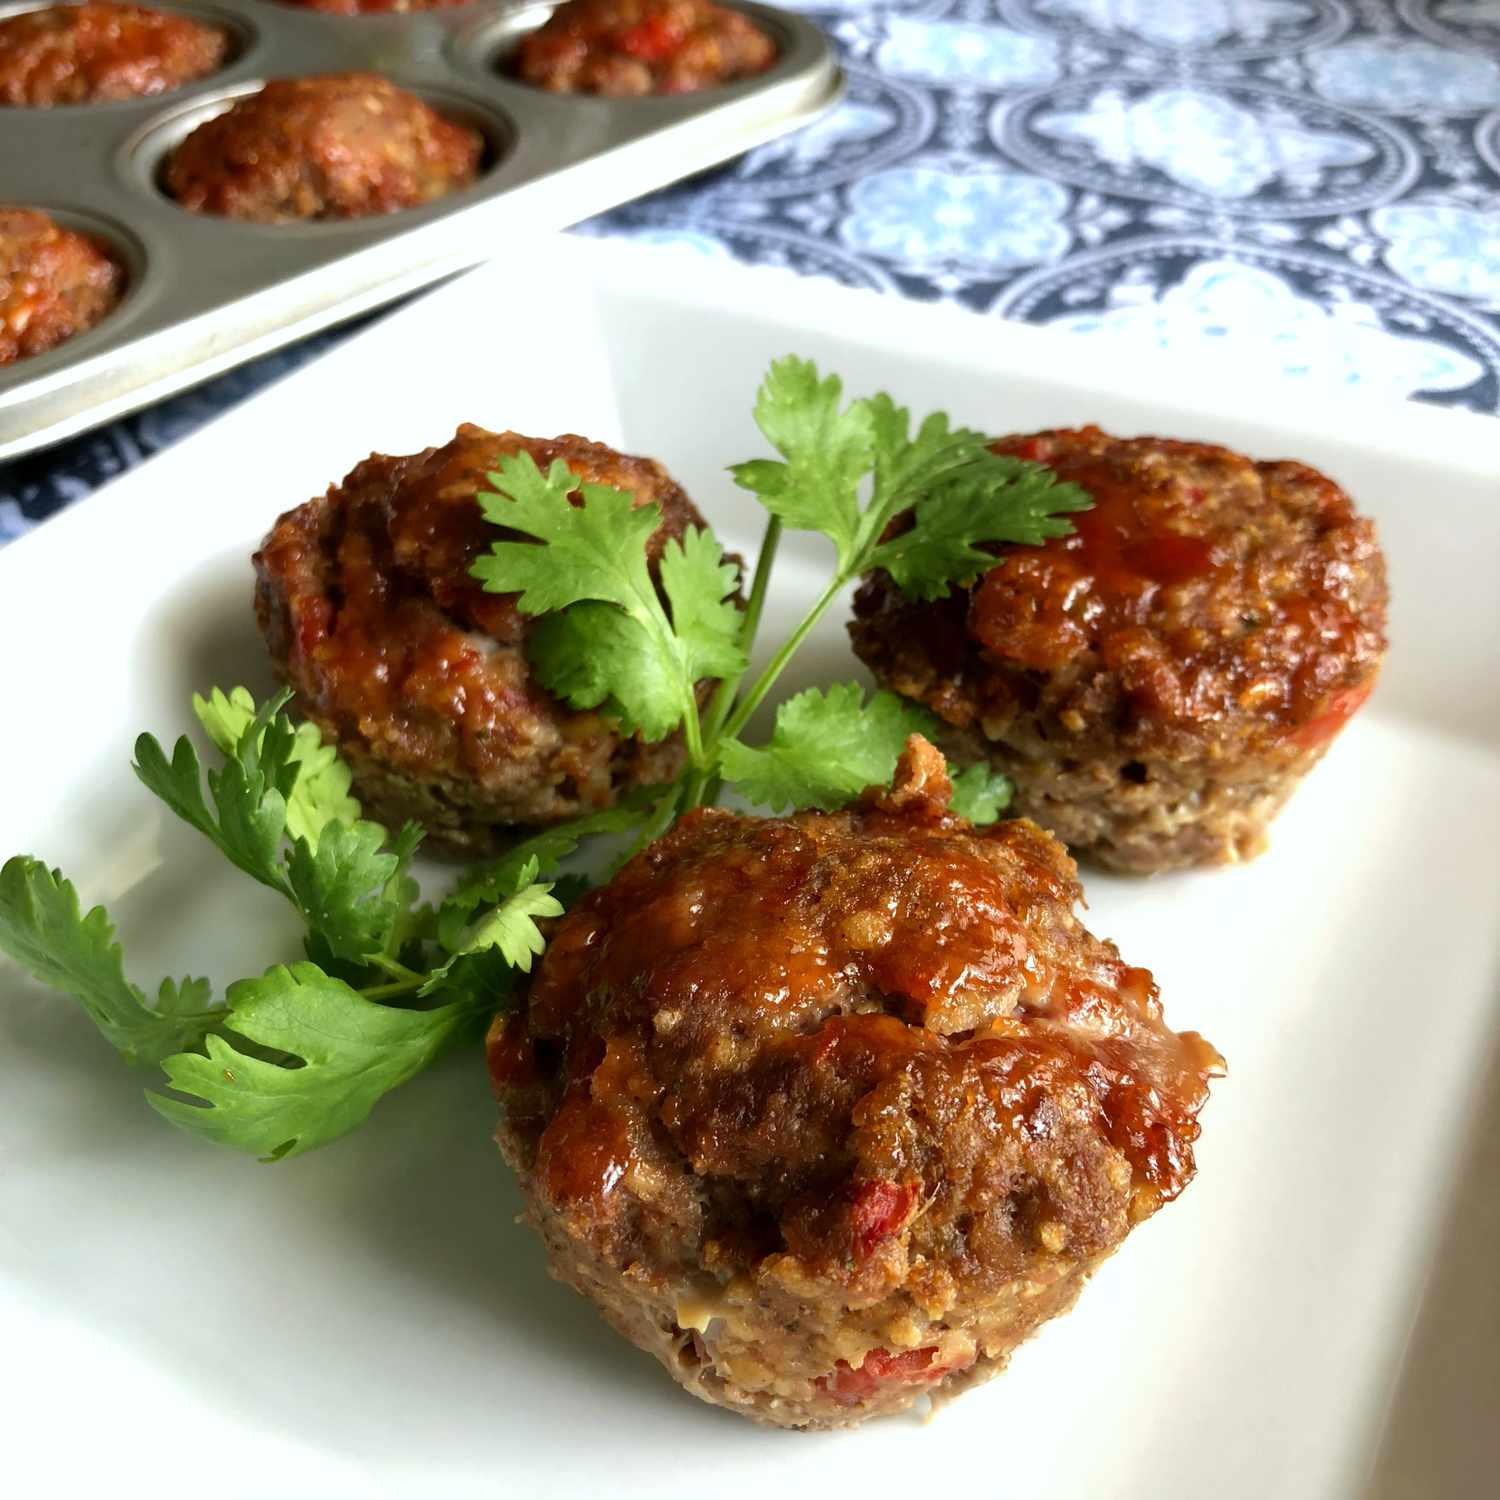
[0,0,842,459]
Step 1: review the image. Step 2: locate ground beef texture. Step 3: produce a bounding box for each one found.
[490,737,1221,1427]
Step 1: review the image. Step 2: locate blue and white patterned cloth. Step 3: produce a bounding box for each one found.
[5,0,1498,541]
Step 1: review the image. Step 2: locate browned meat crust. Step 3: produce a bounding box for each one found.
[490,738,1221,1427]
[0,3,226,106]
[513,0,776,97]
[163,74,482,223]
[254,425,713,854]
[0,206,123,365]
[850,428,1389,873]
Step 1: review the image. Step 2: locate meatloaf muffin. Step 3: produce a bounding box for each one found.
[0,3,226,106]
[255,425,719,854]
[513,0,776,96]
[1,206,123,365]
[851,428,1389,874]
[163,73,482,223]
[490,736,1221,1428]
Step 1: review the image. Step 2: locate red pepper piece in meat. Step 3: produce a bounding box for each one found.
[817,1347,946,1406]
[849,1180,917,1259]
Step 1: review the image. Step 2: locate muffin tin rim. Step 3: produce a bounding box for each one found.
[0,0,843,451]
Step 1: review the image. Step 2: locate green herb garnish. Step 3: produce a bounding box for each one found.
[474,356,1088,819]
[0,357,1089,1161]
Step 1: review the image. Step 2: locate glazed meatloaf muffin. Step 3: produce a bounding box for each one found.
[0,206,123,364]
[255,425,717,854]
[850,428,1389,874]
[0,3,226,106]
[514,0,776,96]
[489,737,1221,1428]
[163,73,482,222]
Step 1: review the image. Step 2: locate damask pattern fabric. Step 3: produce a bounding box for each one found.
[4,0,1497,540]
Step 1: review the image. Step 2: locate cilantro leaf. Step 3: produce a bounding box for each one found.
[133,690,297,896]
[949,763,1012,825]
[524,529,744,741]
[438,802,648,949]
[380,821,429,960]
[717,684,935,813]
[528,604,681,740]
[0,856,217,1065]
[284,736,364,848]
[149,963,483,1160]
[431,801,651,978]
[869,453,1093,601]
[421,946,519,1013]
[192,684,256,752]
[471,452,741,747]
[285,819,407,965]
[659,526,746,684]
[194,686,361,848]
[426,848,563,995]
[141,690,425,970]
[450,876,562,974]
[727,362,1080,587]
[861,396,995,527]
[718,685,1012,824]
[730,356,874,571]
[719,360,1092,768]
[471,453,662,615]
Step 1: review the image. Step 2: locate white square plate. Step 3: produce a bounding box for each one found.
[2,238,1497,1500]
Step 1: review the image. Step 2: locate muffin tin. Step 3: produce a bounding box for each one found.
[0,0,841,459]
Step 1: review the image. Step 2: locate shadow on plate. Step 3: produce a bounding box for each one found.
[0,983,734,1459]
[141,544,280,713]
[1360,1032,1500,1499]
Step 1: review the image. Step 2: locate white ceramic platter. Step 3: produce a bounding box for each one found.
[1,238,1496,1500]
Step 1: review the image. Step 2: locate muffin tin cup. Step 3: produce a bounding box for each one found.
[0,0,841,458]
[119,76,518,224]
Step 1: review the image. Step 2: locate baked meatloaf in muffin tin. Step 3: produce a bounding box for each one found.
[0,3,228,106]
[162,72,484,221]
[0,205,124,363]
[0,0,838,449]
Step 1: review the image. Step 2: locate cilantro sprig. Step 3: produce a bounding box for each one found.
[712,360,1090,752]
[133,686,425,969]
[472,354,1090,819]
[0,688,564,1160]
[471,454,744,755]
[716,684,1012,820]
[0,858,217,1066]
[149,964,483,1160]
[2,355,1091,1164]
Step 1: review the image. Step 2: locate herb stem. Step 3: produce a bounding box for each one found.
[680,694,706,768]
[609,784,688,874]
[721,569,849,743]
[678,515,784,811]
[367,955,425,985]
[644,602,707,769]
[677,762,711,816]
[357,976,425,1002]
[708,515,782,742]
